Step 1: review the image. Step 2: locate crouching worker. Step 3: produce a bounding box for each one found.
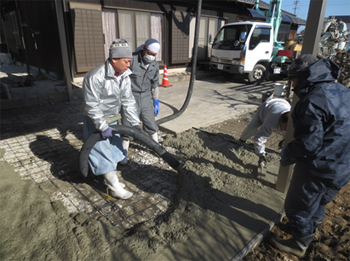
[82,39,141,199]
[121,38,160,164]
[269,54,350,257]
[236,98,291,167]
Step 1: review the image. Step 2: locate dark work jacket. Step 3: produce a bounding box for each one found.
[285,58,350,188]
[129,50,159,93]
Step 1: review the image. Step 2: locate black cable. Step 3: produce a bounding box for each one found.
[156,0,202,125]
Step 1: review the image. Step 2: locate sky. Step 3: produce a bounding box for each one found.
[281,0,350,21]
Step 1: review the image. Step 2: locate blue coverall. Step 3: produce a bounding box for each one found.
[283,58,350,243]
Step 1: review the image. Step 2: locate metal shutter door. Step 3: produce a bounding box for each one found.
[171,11,190,64]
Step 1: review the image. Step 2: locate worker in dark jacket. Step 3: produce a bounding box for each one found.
[270,54,350,257]
[121,39,160,164]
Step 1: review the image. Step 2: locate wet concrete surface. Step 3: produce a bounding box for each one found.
[1,63,288,259]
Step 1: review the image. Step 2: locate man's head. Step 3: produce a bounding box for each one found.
[288,54,318,89]
[338,19,343,25]
[279,111,290,131]
[109,38,132,74]
[142,38,160,63]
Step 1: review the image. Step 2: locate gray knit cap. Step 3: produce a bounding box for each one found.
[109,38,132,59]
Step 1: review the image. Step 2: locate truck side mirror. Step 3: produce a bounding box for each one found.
[240,32,247,43]
[209,34,212,44]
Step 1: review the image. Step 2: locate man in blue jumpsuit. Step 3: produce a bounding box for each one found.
[121,39,160,163]
[82,39,140,199]
[269,54,350,257]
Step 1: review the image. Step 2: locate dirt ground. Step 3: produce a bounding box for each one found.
[0,99,349,260]
[243,183,350,261]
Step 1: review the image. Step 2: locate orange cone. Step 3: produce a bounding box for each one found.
[160,65,172,88]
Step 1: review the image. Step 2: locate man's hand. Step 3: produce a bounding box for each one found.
[279,148,296,166]
[153,99,160,117]
[278,139,285,149]
[280,158,296,167]
[101,127,114,139]
[258,156,267,168]
[280,148,288,160]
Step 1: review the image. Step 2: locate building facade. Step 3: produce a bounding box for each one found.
[1,0,305,84]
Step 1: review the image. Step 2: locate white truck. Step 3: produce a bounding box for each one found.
[209,0,293,83]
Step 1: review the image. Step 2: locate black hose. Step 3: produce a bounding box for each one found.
[156,0,202,125]
[79,125,181,177]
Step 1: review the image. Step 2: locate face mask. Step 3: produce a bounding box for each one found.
[143,54,155,64]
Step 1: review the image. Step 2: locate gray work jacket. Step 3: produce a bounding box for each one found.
[255,98,291,156]
[129,50,159,100]
[82,60,140,132]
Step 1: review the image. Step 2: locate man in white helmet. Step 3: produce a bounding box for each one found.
[82,38,141,200]
[121,38,161,164]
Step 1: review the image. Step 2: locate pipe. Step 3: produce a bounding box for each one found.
[79,125,181,178]
[254,0,266,17]
[156,0,202,125]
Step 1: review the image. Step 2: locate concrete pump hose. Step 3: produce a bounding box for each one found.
[79,125,181,177]
[155,0,202,125]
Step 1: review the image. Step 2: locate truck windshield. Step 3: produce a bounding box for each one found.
[212,24,252,50]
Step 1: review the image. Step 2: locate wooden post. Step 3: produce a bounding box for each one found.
[55,0,73,102]
[275,95,298,192]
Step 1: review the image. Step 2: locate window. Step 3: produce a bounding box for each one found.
[118,10,136,51]
[189,16,225,61]
[117,10,163,61]
[249,28,270,50]
[212,24,252,51]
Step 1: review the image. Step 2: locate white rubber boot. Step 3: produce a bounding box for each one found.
[151,132,158,143]
[103,171,133,199]
[120,140,130,165]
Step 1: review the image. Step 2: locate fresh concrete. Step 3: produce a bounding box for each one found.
[157,75,286,133]
[1,63,289,260]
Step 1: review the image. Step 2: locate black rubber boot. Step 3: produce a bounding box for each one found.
[269,232,315,257]
[269,237,307,257]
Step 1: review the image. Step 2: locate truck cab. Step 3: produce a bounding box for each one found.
[209,21,274,83]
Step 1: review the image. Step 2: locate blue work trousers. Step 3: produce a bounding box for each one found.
[284,163,340,236]
[83,116,125,176]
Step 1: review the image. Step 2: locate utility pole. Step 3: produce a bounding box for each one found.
[293,0,299,15]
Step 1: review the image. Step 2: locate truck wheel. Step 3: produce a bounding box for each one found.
[248,64,266,84]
